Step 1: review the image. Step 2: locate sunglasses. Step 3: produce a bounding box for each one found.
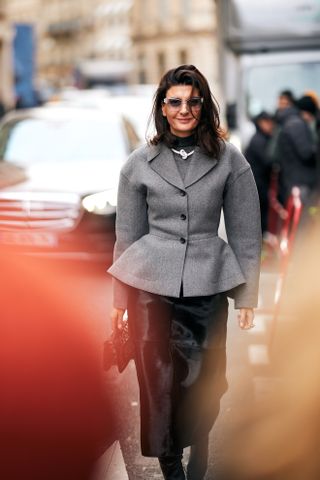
[163,97,203,110]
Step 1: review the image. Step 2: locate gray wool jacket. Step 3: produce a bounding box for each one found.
[107,140,262,309]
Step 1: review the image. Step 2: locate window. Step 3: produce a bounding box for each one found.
[158,52,165,77]
[159,0,168,19]
[181,0,192,17]
[179,49,187,65]
[138,52,146,84]
[139,70,147,84]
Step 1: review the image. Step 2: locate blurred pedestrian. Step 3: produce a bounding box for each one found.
[304,90,320,110]
[275,95,317,204]
[299,93,320,211]
[245,111,275,234]
[0,99,5,119]
[108,64,261,480]
[276,89,296,112]
[297,95,319,141]
[267,90,296,203]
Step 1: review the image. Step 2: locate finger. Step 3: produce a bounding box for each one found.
[244,313,255,329]
[248,310,254,326]
[238,310,246,329]
[238,310,254,330]
[246,310,254,327]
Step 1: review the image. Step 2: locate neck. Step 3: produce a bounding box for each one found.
[172,133,196,148]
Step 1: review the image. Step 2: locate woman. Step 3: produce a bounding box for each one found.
[108,65,261,480]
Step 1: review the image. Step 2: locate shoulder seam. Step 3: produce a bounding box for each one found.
[120,171,146,193]
[227,165,251,189]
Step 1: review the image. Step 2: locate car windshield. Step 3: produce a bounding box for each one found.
[0,116,128,165]
[247,61,320,117]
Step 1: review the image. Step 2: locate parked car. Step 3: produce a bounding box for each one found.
[47,87,156,141]
[99,94,155,141]
[0,106,140,262]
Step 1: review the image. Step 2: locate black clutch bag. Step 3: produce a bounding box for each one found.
[103,321,134,373]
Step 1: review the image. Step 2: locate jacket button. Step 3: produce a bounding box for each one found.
[180,214,186,220]
[180,190,186,196]
[180,237,186,244]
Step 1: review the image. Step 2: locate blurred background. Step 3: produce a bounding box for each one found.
[1,0,320,143]
[1,1,320,479]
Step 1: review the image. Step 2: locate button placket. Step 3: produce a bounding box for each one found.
[178,189,187,244]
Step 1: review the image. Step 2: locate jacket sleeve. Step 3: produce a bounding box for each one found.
[223,165,262,308]
[112,171,149,309]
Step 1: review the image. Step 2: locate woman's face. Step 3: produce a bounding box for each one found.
[161,85,202,137]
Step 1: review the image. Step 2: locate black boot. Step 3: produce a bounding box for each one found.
[187,436,209,480]
[158,454,186,480]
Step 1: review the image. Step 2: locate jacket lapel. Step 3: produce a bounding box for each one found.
[147,144,186,190]
[183,147,217,188]
[147,144,218,190]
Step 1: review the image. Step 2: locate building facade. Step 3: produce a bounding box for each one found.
[131,0,220,98]
[0,3,15,109]
[1,0,133,90]
[1,0,220,98]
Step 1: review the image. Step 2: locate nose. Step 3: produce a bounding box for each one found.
[180,101,189,114]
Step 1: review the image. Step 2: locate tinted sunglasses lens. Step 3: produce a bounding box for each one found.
[168,99,182,108]
[188,98,202,108]
[165,98,203,109]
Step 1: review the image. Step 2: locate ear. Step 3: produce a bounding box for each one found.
[161,103,167,117]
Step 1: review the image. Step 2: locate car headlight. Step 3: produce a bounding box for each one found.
[82,189,117,215]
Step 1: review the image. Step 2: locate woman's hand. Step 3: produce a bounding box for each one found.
[237,308,255,330]
[110,308,125,333]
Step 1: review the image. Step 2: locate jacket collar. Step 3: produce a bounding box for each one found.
[147,143,218,189]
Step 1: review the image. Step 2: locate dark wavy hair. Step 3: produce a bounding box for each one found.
[148,65,224,158]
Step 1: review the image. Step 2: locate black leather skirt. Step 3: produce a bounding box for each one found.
[127,288,229,457]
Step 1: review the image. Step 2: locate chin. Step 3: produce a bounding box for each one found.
[178,131,194,137]
[173,125,196,136]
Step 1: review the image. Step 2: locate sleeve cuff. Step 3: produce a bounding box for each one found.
[112,278,129,310]
[233,284,259,309]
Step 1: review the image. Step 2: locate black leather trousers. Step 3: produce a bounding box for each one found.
[158,434,209,480]
[158,454,186,480]
[127,288,228,458]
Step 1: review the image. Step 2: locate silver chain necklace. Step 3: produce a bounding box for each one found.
[171,148,195,160]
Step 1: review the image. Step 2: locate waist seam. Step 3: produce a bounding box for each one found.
[148,232,218,241]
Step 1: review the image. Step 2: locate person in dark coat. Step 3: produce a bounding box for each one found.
[276,98,317,204]
[108,65,261,480]
[245,111,275,234]
[276,89,296,112]
[297,95,319,200]
[0,101,5,120]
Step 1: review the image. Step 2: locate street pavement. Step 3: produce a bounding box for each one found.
[93,268,279,480]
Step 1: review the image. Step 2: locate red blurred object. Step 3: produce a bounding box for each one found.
[263,167,288,262]
[278,187,303,262]
[266,167,288,236]
[269,186,303,346]
[0,253,116,480]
